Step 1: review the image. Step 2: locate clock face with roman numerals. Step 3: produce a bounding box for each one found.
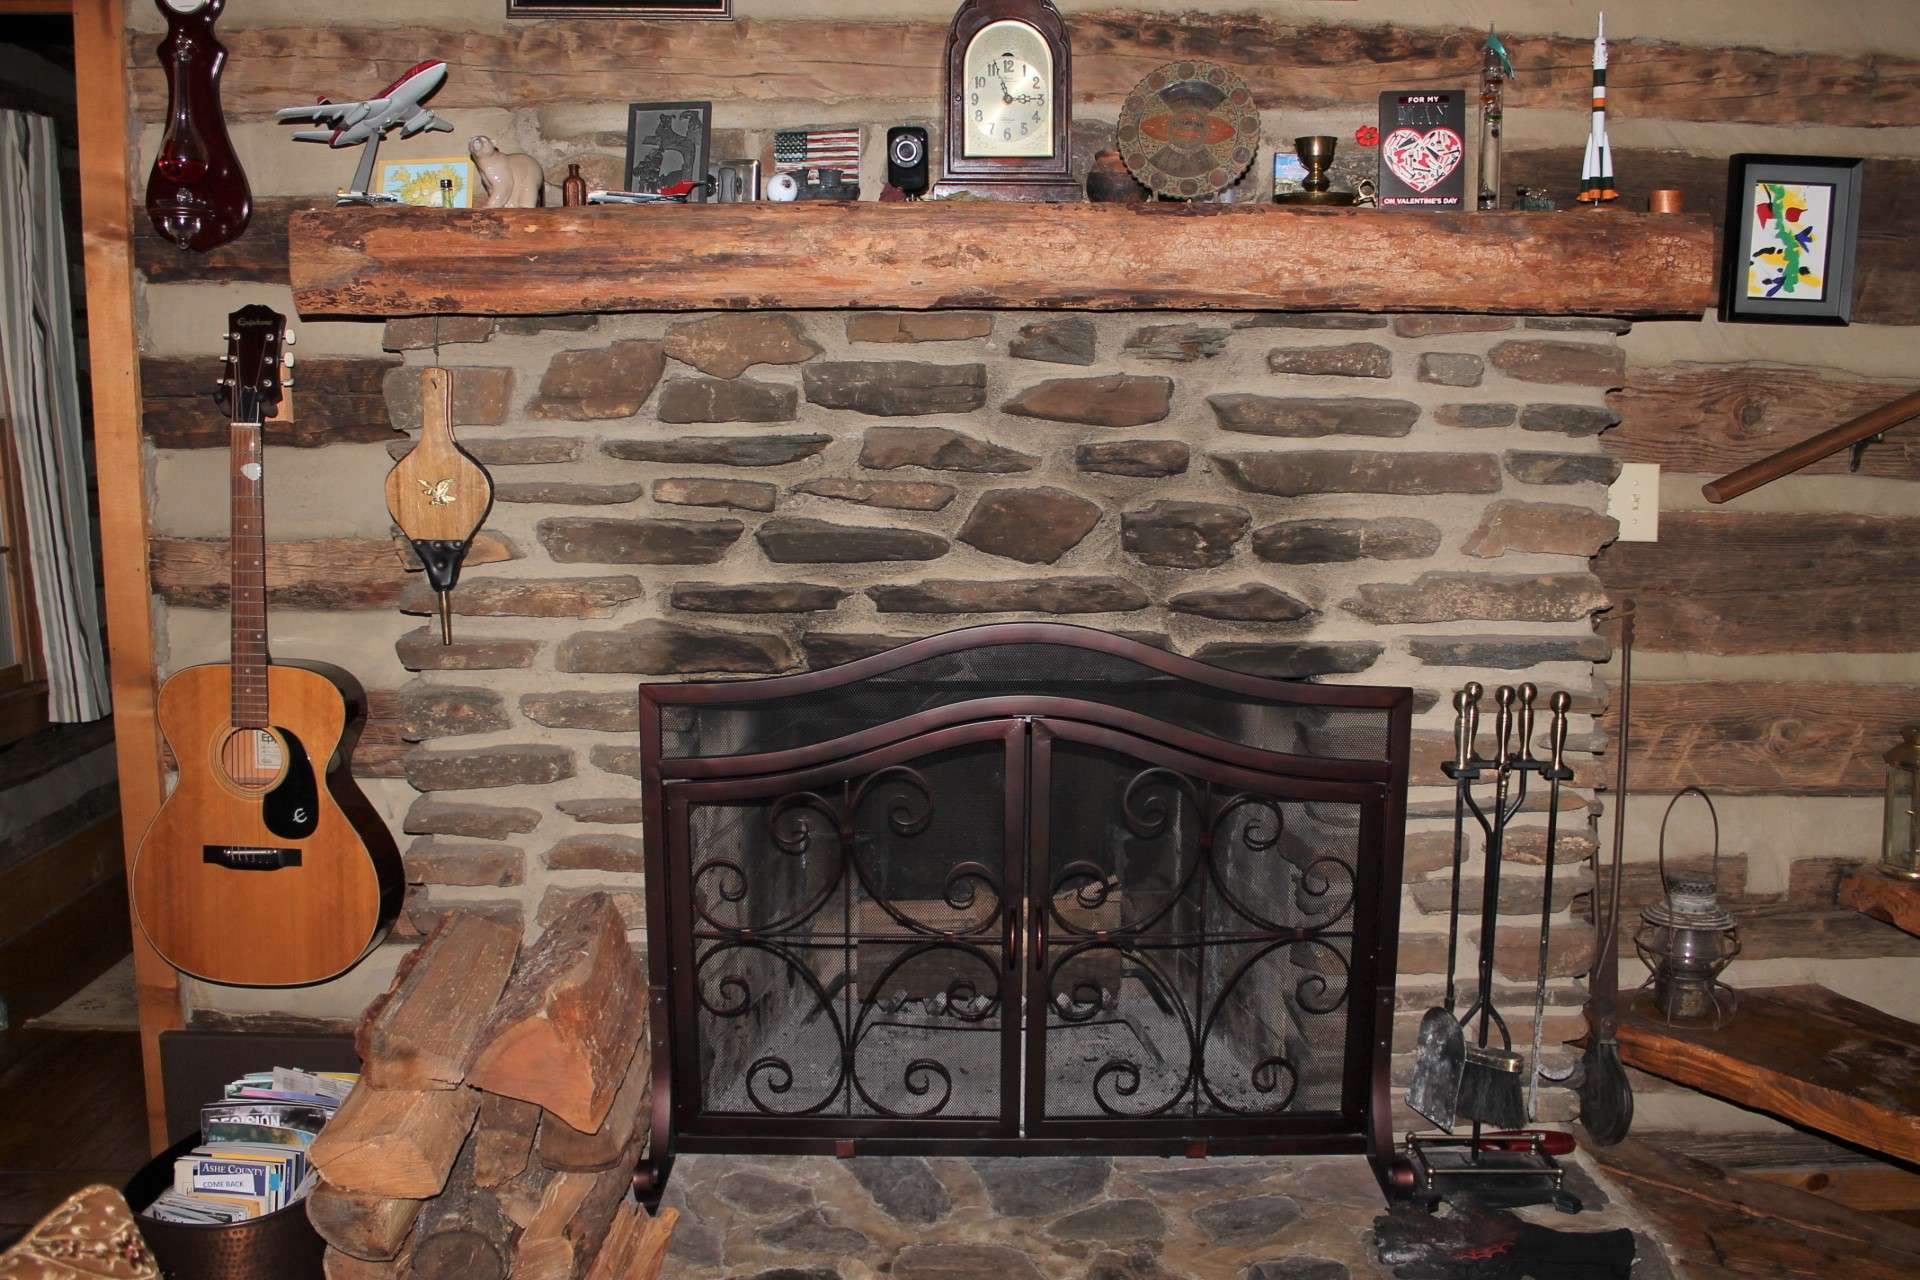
[961,19,1054,159]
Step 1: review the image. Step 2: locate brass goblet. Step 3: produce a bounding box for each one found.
[1296,135,1338,193]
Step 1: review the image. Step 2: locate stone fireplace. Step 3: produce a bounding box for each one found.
[379,299,1626,1140]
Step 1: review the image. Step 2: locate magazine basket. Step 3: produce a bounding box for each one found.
[125,1133,326,1280]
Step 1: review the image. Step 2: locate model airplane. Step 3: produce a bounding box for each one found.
[275,60,453,206]
[1578,14,1617,204]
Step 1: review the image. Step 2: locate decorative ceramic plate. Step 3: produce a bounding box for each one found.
[1116,60,1260,199]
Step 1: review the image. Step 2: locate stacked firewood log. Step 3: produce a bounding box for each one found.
[305,894,676,1279]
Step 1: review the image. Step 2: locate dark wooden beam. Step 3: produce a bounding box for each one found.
[1590,1134,1920,1280]
[129,17,1920,130]
[1595,512,1920,654]
[1605,362,1920,482]
[1603,681,1920,796]
[135,196,307,286]
[288,204,1716,319]
[143,355,400,448]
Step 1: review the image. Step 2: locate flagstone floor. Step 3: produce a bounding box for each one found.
[657,1149,1676,1279]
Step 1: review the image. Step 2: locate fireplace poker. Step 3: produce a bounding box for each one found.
[1577,603,1637,1145]
[1527,690,1573,1120]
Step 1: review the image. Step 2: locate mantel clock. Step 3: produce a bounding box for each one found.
[933,0,1078,201]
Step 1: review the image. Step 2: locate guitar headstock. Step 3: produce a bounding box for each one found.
[217,304,292,423]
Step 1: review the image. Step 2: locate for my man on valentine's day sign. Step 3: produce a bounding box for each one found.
[1376,90,1467,209]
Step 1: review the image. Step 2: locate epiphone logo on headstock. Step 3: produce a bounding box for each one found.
[235,316,278,331]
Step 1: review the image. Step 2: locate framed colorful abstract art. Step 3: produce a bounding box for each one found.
[1719,154,1863,325]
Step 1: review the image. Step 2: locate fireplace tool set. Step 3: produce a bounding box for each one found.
[1405,680,1582,1212]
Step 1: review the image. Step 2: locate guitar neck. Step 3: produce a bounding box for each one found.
[230,419,269,729]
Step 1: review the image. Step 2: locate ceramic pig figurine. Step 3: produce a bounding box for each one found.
[469,136,545,208]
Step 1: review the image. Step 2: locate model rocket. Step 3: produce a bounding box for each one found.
[1578,13,1617,203]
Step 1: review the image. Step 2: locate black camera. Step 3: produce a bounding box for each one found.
[887,126,929,198]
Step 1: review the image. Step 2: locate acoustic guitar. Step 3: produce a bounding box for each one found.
[132,305,400,986]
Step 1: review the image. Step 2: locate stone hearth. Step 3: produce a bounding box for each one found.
[655,1151,1672,1279]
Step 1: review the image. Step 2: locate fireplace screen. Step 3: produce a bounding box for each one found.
[639,624,1412,1188]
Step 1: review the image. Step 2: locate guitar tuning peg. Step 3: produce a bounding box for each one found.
[283,331,296,345]
[282,352,295,368]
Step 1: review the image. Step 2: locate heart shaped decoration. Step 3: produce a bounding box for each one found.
[1382,127,1463,192]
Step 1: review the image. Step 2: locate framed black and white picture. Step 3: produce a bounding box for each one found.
[1719,154,1863,325]
[624,101,712,200]
[508,1,730,17]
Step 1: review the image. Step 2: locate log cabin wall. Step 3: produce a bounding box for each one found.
[121,0,1920,1141]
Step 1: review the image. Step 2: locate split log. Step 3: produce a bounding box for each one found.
[473,1094,542,1189]
[1594,512,1920,655]
[326,1247,412,1280]
[510,1141,640,1280]
[408,1134,517,1280]
[288,205,1715,320]
[467,892,643,1133]
[535,1036,650,1172]
[309,1180,424,1262]
[357,911,521,1091]
[583,1202,676,1280]
[309,1084,481,1199]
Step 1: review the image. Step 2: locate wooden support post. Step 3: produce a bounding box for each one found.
[71,0,181,1151]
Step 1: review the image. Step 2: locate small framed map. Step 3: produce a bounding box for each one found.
[378,158,479,208]
[1719,154,1863,325]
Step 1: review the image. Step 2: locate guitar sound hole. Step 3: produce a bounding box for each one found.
[220,727,284,792]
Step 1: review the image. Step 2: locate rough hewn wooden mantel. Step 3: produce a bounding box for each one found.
[287,203,1716,319]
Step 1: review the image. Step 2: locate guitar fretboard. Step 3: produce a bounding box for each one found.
[230,421,269,729]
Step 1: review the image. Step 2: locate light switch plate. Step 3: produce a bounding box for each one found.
[1608,463,1660,542]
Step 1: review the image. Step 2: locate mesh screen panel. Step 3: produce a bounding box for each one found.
[1038,741,1357,1122]
[661,642,1390,763]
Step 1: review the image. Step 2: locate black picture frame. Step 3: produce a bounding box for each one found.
[1719,154,1863,325]
[507,0,729,17]
[624,101,712,200]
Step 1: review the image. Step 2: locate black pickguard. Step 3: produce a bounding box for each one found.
[262,729,320,839]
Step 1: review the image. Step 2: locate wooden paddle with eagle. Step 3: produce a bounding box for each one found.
[132,305,400,986]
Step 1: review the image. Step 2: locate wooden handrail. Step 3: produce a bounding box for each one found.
[1703,389,1920,503]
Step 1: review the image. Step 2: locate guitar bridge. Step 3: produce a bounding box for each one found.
[203,845,302,871]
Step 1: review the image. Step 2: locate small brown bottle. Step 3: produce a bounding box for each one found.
[561,163,587,207]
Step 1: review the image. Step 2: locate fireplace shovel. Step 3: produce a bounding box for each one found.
[1407,685,1480,1130]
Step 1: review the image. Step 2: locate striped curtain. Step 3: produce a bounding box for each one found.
[0,111,109,722]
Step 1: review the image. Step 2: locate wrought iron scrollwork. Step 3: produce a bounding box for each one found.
[691,762,1009,1120]
[1044,764,1358,1120]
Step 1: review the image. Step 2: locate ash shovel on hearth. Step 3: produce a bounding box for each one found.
[1407,684,1479,1128]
